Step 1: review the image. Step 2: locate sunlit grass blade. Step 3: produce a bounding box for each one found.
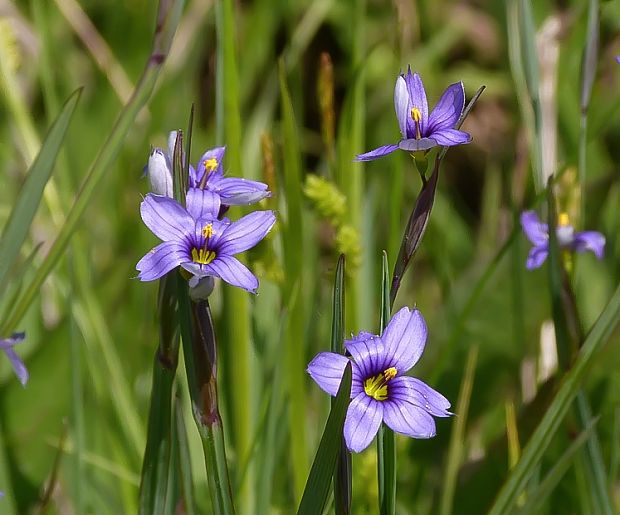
[0,88,80,292]
[139,273,180,515]
[377,251,395,515]
[0,0,185,336]
[330,255,350,515]
[297,363,352,515]
[278,60,308,504]
[488,279,620,514]
[440,345,478,515]
[514,418,599,515]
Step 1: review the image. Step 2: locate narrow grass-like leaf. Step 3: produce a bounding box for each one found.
[0,0,184,336]
[377,251,395,515]
[278,60,308,504]
[514,418,599,515]
[139,273,179,515]
[330,255,351,515]
[0,88,80,292]
[297,363,352,515]
[488,279,620,514]
[440,345,478,515]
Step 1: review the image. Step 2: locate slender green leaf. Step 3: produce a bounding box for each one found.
[514,419,599,515]
[330,255,350,515]
[488,279,620,514]
[0,88,80,292]
[297,363,352,515]
[175,397,197,515]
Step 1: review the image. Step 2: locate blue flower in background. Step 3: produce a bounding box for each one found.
[355,67,471,162]
[520,210,605,269]
[307,307,452,452]
[1,332,28,386]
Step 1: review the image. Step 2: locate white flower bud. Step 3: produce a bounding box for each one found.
[147,148,173,197]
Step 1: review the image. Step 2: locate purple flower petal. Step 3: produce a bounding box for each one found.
[398,138,438,152]
[186,188,221,220]
[136,241,187,281]
[217,211,276,255]
[381,307,427,373]
[307,352,350,396]
[526,245,549,270]
[383,395,436,439]
[573,231,605,259]
[394,75,410,139]
[429,128,472,146]
[212,177,271,205]
[344,332,385,378]
[205,255,259,293]
[194,146,227,185]
[1,333,28,386]
[389,376,452,417]
[354,144,399,162]
[140,194,194,241]
[344,392,384,452]
[520,211,549,246]
[404,68,428,134]
[427,82,465,133]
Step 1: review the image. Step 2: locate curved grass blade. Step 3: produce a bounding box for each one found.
[330,255,350,515]
[175,396,197,515]
[0,0,184,336]
[297,363,352,515]
[488,280,620,514]
[0,88,81,292]
[513,418,599,515]
[377,251,395,515]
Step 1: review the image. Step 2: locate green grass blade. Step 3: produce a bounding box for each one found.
[0,88,80,292]
[514,418,599,515]
[139,273,180,515]
[377,251,395,515]
[175,397,197,515]
[488,280,620,514]
[330,255,351,515]
[278,60,308,504]
[0,0,184,336]
[440,345,478,515]
[297,363,352,515]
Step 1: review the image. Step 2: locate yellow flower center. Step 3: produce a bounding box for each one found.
[410,107,422,123]
[191,248,216,265]
[192,223,216,264]
[204,158,218,173]
[363,367,397,401]
[558,212,570,227]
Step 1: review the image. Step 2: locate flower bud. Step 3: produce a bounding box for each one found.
[147,148,173,197]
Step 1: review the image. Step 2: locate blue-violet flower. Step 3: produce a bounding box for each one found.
[1,332,28,385]
[355,67,471,162]
[520,210,605,270]
[136,190,276,292]
[307,307,452,452]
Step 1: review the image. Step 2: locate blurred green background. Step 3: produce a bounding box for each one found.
[1,0,620,513]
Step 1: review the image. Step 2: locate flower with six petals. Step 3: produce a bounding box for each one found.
[355,67,471,162]
[307,307,451,452]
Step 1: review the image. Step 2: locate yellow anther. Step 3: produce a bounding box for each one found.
[558,212,570,227]
[363,367,398,401]
[191,248,216,265]
[204,158,218,172]
[410,107,422,123]
[383,367,397,381]
[202,223,214,239]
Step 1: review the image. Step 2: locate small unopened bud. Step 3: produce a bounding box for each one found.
[147,148,173,197]
[189,276,215,300]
